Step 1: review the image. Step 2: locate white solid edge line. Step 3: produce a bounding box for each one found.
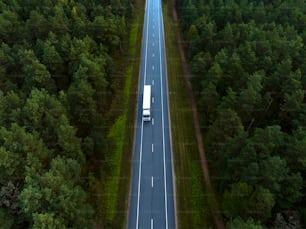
[158,0,168,228]
[161,0,178,227]
[135,120,144,229]
[136,0,150,228]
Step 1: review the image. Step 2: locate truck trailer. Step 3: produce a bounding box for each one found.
[142,85,151,122]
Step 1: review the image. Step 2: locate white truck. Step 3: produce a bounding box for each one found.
[142,85,151,122]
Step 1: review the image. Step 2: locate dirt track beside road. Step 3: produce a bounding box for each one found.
[170,4,225,229]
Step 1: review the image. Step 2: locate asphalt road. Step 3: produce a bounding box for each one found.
[127,0,176,228]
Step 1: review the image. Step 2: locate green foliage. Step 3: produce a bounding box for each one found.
[32,213,66,229]
[0,181,19,213]
[0,208,15,229]
[222,182,252,219]
[227,217,263,229]
[0,91,22,127]
[176,0,306,226]
[56,115,84,163]
[248,187,275,222]
[0,0,133,227]
[206,108,244,151]
[0,10,21,44]
[18,49,56,94]
[41,42,64,74]
[20,156,95,228]
[222,183,275,223]
[67,79,97,135]
[92,16,120,49]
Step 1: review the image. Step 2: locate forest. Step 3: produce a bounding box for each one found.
[175,0,306,228]
[0,0,132,227]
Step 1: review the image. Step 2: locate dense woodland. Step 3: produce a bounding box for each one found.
[0,0,132,227]
[175,0,306,228]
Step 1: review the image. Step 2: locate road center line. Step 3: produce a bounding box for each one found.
[152,97,154,103]
[152,118,154,125]
[151,218,154,229]
[151,176,154,188]
[152,143,154,153]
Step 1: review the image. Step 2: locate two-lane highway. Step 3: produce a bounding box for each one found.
[128,0,176,228]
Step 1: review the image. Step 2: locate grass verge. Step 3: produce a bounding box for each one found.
[96,0,144,228]
[162,1,212,228]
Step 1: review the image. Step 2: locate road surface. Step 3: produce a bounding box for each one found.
[127,0,176,228]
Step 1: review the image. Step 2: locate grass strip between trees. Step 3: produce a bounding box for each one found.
[98,0,144,228]
[162,1,212,228]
